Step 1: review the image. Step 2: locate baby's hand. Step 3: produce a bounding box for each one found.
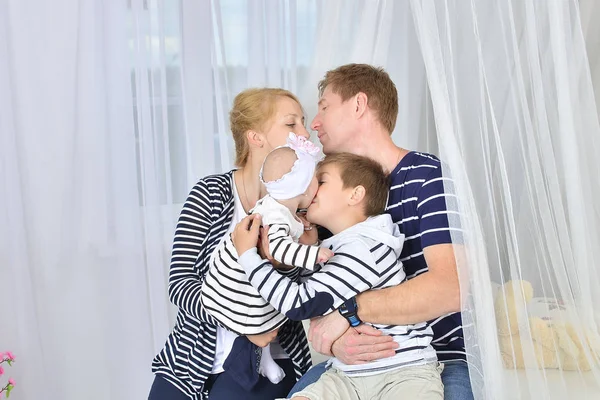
[317,248,334,263]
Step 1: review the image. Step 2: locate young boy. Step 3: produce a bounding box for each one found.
[232,153,443,400]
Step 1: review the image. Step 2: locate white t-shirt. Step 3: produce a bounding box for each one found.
[210,177,287,373]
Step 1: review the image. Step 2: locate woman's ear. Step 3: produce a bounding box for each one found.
[246,130,265,149]
[348,185,366,206]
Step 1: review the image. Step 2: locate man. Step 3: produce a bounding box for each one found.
[291,64,473,400]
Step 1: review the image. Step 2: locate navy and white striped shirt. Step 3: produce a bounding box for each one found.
[387,151,465,363]
[151,171,311,399]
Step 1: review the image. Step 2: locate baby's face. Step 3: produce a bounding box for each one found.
[299,176,318,209]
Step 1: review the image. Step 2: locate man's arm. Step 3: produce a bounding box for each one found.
[356,243,460,325]
[308,243,460,359]
[310,164,463,360]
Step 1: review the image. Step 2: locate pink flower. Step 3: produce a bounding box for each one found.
[0,366,3,376]
[4,352,14,361]
[0,352,4,359]
[8,378,14,386]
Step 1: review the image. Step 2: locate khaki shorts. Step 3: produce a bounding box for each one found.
[290,362,444,400]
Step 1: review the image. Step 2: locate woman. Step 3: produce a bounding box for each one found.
[149,88,314,400]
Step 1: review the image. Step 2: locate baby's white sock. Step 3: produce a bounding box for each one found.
[259,344,285,384]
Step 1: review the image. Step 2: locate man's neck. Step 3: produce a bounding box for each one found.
[354,124,410,174]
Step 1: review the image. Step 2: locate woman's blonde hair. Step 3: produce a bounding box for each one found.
[230,88,301,167]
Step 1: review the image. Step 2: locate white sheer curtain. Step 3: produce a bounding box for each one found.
[410,1,600,398]
[2,1,600,399]
[0,1,157,399]
[1,1,316,399]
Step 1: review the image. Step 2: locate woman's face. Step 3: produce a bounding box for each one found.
[261,96,310,151]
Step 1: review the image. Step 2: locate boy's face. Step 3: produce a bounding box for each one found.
[299,176,318,209]
[306,163,352,227]
[310,86,358,155]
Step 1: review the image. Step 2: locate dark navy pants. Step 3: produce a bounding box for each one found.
[149,359,296,400]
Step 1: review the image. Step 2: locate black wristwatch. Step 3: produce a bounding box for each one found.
[338,297,362,327]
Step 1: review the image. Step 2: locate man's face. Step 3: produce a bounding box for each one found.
[306,163,352,228]
[310,86,357,155]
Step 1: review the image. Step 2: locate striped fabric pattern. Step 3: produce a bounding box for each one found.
[151,171,311,399]
[268,224,320,269]
[200,234,289,335]
[200,218,321,335]
[387,152,466,363]
[238,215,438,375]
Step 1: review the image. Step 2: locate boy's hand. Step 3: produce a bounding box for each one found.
[317,248,334,263]
[232,214,261,255]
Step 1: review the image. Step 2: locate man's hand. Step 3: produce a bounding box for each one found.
[331,325,398,365]
[308,312,398,361]
[308,312,350,356]
[232,214,261,255]
[247,329,279,348]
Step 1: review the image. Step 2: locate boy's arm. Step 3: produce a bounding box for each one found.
[238,242,379,321]
[267,223,320,270]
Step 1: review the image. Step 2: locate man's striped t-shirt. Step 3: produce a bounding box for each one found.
[387,151,465,362]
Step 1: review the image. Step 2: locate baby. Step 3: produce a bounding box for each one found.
[200,133,332,386]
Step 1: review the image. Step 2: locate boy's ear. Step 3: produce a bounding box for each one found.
[348,185,366,206]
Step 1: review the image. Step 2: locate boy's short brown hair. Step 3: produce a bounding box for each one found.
[318,64,398,134]
[318,153,389,217]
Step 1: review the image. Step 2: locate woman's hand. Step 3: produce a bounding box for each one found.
[247,329,279,348]
[232,214,261,255]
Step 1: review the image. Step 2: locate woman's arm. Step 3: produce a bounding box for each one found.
[167,178,222,324]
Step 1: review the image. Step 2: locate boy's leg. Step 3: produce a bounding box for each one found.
[289,367,360,400]
[376,363,444,400]
[287,361,328,396]
[441,360,474,400]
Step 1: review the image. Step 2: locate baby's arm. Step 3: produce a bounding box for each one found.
[238,242,382,321]
[267,223,332,269]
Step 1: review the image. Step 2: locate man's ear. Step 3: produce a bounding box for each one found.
[246,130,264,149]
[354,92,368,118]
[348,185,366,206]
